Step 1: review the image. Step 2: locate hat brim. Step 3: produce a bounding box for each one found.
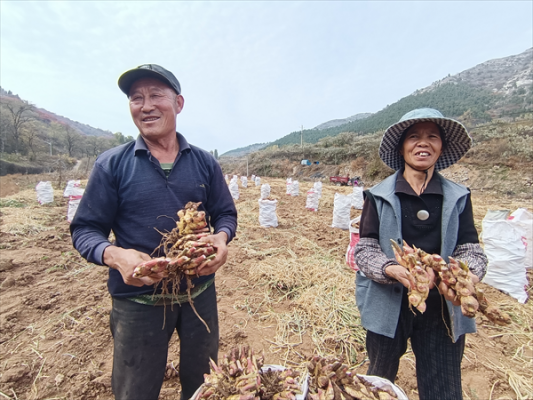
[379,117,472,171]
[118,69,177,96]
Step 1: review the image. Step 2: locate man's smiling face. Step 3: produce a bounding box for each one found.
[128,77,183,141]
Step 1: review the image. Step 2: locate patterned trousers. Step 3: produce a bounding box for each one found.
[366,288,465,400]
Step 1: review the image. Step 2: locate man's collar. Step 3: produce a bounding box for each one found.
[134,132,191,155]
[395,168,442,196]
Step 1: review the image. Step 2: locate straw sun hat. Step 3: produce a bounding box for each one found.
[379,108,472,171]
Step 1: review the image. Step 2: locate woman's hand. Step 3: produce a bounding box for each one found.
[385,264,415,289]
[438,271,479,306]
[385,264,436,290]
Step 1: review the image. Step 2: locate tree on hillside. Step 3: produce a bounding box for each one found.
[0,110,11,154]
[3,101,36,154]
[214,149,218,159]
[58,123,82,157]
[113,132,134,145]
[23,121,41,160]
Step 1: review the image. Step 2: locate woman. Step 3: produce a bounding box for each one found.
[354,108,488,399]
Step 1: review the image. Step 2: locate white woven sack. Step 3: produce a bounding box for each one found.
[306,190,318,211]
[313,181,322,199]
[291,181,300,196]
[67,188,85,223]
[251,174,256,181]
[36,181,54,205]
[351,186,364,209]
[258,199,278,227]
[260,184,271,200]
[331,193,351,229]
[286,178,292,195]
[509,208,532,269]
[255,176,261,186]
[481,210,528,303]
[229,181,239,200]
[241,177,248,188]
[63,180,81,197]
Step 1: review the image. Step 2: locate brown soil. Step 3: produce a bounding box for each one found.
[0,173,531,400]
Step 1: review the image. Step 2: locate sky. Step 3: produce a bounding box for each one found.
[1,1,532,155]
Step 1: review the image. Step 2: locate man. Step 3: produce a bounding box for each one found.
[70,64,238,400]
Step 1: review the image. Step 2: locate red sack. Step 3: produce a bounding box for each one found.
[345,217,361,271]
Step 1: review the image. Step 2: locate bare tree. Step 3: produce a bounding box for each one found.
[24,122,40,160]
[86,136,101,158]
[3,101,36,154]
[0,111,11,154]
[59,123,82,157]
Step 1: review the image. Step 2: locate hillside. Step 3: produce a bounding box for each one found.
[0,88,113,138]
[0,88,132,173]
[268,48,532,148]
[220,117,533,199]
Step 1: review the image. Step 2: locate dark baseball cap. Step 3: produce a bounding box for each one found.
[118,64,181,96]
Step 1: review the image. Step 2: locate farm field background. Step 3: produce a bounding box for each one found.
[0,173,531,400]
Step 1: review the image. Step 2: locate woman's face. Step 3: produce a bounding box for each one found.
[400,122,443,171]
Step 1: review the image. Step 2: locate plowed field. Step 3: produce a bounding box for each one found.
[0,173,531,400]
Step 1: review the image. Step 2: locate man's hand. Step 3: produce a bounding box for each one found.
[103,246,167,287]
[195,232,229,276]
[438,270,479,306]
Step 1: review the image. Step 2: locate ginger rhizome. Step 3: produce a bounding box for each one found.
[132,202,217,331]
[197,346,302,400]
[307,355,399,400]
[390,239,511,325]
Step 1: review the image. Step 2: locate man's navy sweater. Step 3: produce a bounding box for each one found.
[70,132,238,298]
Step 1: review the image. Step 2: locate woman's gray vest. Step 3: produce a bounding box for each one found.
[355,171,476,342]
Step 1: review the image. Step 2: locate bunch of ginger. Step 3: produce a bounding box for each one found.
[132,202,217,331]
[132,202,215,279]
[390,239,511,326]
[307,355,400,400]
[197,346,302,400]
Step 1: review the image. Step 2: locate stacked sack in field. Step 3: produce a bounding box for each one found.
[482,209,530,303]
[258,183,277,227]
[291,180,300,196]
[229,176,239,200]
[64,181,85,223]
[260,184,271,200]
[36,181,54,205]
[259,198,278,228]
[351,185,364,210]
[286,178,293,195]
[331,193,351,230]
[306,189,318,212]
[313,181,322,199]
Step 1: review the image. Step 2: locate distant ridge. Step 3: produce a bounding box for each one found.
[313,113,373,130]
[220,143,269,158]
[267,47,532,148]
